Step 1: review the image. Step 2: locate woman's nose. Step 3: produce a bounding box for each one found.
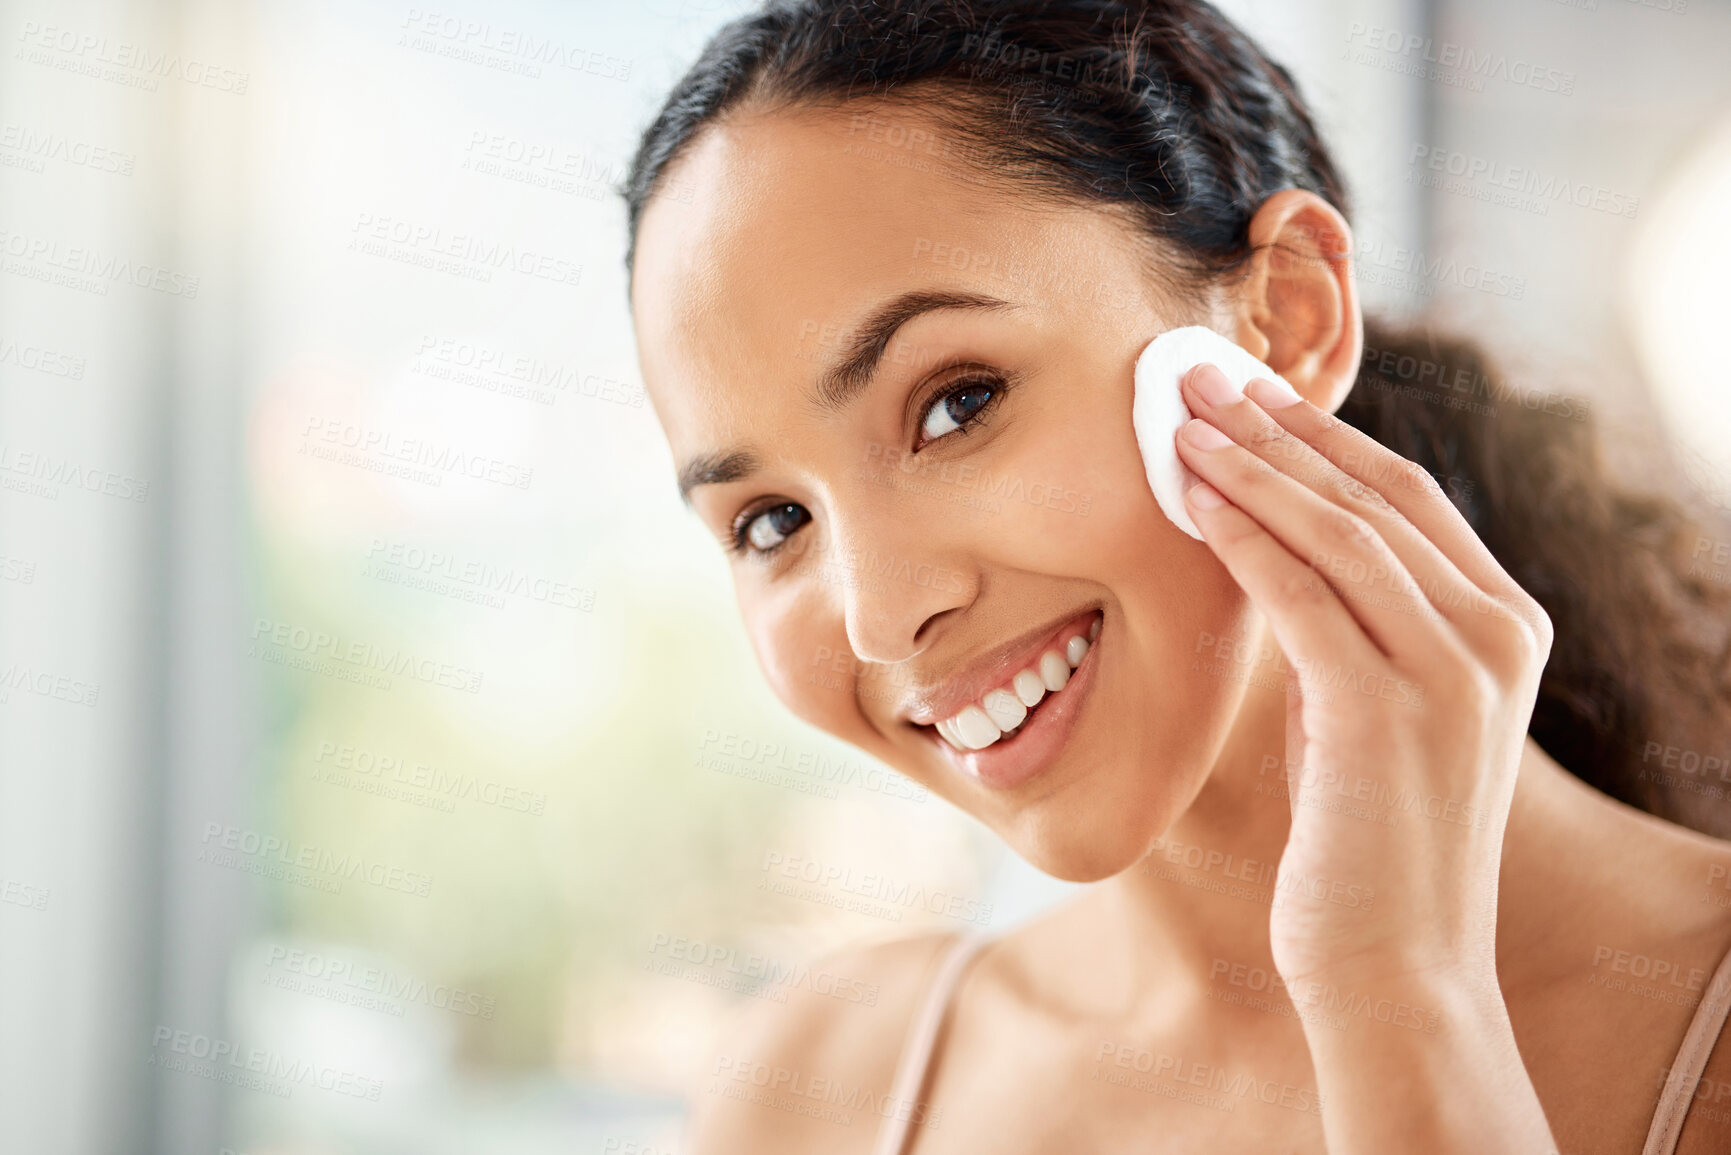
[823,512,975,666]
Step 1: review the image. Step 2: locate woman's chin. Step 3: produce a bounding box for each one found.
[1003,811,1170,884]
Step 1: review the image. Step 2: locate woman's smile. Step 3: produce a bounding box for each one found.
[904,607,1104,791]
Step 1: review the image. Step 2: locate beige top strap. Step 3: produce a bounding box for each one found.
[1643,937,1731,1155]
[870,931,995,1155]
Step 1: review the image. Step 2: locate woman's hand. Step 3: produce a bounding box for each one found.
[1173,363,1557,1154]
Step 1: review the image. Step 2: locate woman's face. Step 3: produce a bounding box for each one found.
[631,104,1264,881]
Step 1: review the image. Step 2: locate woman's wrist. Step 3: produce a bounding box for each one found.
[1290,964,1503,1046]
[1273,934,1501,1002]
[1296,974,1556,1154]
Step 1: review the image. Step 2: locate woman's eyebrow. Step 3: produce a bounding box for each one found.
[812,289,1019,413]
[678,290,1018,504]
[678,448,760,505]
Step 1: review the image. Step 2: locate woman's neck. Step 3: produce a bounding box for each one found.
[1077,672,1682,1024]
[1091,675,1296,1012]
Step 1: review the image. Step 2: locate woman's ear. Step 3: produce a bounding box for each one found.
[1224,189,1362,414]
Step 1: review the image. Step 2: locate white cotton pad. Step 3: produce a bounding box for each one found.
[1131,325,1294,540]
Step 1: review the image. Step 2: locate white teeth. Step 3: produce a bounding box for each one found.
[1012,669,1046,709]
[935,717,963,750]
[954,706,1003,750]
[932,618,1100,753]
[982,689,1028,732]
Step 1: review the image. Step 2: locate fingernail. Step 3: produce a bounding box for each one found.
[1181,417,1233,450]
[1247,376,1304,408]
[1188,363,1242,407]
[1186,482,1226,510]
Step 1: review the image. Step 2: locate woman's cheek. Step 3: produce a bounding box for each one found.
[739,581,881,748]
[1006,408,1186,576]
[1037,418,1256,735]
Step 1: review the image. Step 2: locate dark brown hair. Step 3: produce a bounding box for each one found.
[622,0,1731,834]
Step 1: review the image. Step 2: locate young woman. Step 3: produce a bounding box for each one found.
[621,2,1731,1151]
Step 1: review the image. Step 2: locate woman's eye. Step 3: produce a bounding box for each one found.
[919,379,997,443]
[737,502,810,554]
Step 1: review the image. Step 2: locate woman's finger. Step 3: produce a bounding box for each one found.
[1175,416,1457,667]
[1182,480,1390,691]
[1240,375,1545,643]
[1180,365,1507,642]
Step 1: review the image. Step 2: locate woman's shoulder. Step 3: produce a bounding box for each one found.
[1504,753,1731,1153]
[1605,813,1731,1155]
[683,928,974,1155]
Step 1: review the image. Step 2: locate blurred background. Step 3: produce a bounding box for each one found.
[1,0,1728,1152]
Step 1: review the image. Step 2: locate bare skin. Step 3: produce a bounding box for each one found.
[629,101,1731,1153]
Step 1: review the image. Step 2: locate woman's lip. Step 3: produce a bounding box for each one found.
[926,614,1102,791]
[901,607,1103,726]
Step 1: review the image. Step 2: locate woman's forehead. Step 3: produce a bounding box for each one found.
[631,120,957,405]
[633,111,1010,332]
[628,105,1160,446]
